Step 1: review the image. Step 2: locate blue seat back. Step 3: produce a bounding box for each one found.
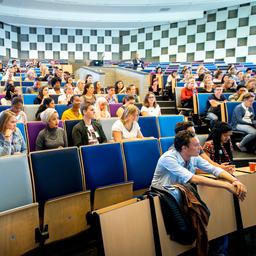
[80,143,126,192]
[196,93,211,116]
[196,93,233,117]
[225,102,241,124]
[30,147,84,205]
[0,105,10,112]
[22,81,34,87]
[23,94,37,104]
[159,137,175,153]
[123,139,160,190]
[16,122,27,142]
[55,104,70,119]
[117,94,127,103]
[0,155,33,211]
[158,115,184,137]
[138,116,159,138]
[64,119,81,146]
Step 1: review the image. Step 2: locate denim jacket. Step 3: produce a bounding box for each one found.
[0,128,27,156]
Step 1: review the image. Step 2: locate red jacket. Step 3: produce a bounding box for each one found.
[181,87,193,101]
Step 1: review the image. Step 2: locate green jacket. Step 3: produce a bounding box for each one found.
[72,120,107,147]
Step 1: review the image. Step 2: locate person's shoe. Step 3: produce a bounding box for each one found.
[236,142,247,152]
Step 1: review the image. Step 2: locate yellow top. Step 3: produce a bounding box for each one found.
[61,108,83,121]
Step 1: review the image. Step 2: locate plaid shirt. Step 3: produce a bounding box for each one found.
[202,140,233,164]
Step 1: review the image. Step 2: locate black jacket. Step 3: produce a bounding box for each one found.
[72,120,107,147]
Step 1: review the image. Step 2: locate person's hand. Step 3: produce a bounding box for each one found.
[220,163,235,174]
[4,129,13,141]
[233,180,247,201]
[226,181,247,201]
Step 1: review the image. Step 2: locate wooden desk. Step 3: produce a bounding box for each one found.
[235,168,256,229]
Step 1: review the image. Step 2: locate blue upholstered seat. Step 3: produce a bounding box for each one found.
[123,138,160,191]
[138,116,159,138]
[158,115,184,137]
[64,119,80,146]
[117,94,127,103]
[23,94,37,104]
[29,147,84,205]
[55,104,70,118]
[80,143,126,192]
[159,136,175,154]
[16,122,27,142]
[0,154,33,211]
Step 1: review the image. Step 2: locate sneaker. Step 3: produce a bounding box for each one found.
[236,142,247,152]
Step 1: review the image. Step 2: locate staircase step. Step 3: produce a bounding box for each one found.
[161,107,177,115]
[158,101,173,107]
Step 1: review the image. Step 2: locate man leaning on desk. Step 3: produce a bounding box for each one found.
[151,130,247,201]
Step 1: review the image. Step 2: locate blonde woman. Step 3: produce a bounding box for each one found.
[112,104,143,142]
[95,97,111,120]
[0,110,26,156]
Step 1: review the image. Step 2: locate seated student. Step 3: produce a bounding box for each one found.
[231,92,256,152]
[36,108,67,151]
[112,104,143,142]
[49,77,64,95]
[105,85,118,104]
[199,73,213,88]
[222,74,237,92]
[80,83,96,105]
[151,130,246,256]
[58,84,74,105]
[26,78,42,94]
[94,81,104,95]
[202,122,234,255]
[72,102,107,146]
[213,70,223,84]
[95,97,110,120]
[197,80,214,93]
[126,84,140,103]
[228,85,248,102]
[245,78,256,94]
[149,78,161,95]
[132,53,144,71]
[85,74,93,84]
[203,122,234,164]
[73,79,85,95]
[151,130,246,200]
[34,85,49,105]
[141,92,161,117]
[181,76,196,108]
[35,98,55,121]
[114,80,126,94]
[24,69,36,82]
[116,95,135,118]
[0,110,27,156]
[61,95,83,121]
[9,97,27,124]
[166,70,178,100]
[206,85,227,125]
[1,83,18,106]
[175,121,234,173]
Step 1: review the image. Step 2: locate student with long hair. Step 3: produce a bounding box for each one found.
[203,122,233,164]
[112,104,143,142]
[35,97,55,121]
[141,92,161,117]
[0,110,26,156]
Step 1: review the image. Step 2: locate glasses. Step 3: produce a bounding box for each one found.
[148,96,155,99]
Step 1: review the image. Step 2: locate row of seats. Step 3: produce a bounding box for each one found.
[0,137,181,254]
[9,115,185,152]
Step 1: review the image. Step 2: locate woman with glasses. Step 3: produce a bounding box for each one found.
[141,92,161,117]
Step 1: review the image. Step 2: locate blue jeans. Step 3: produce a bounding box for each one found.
[236,124,256,148]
